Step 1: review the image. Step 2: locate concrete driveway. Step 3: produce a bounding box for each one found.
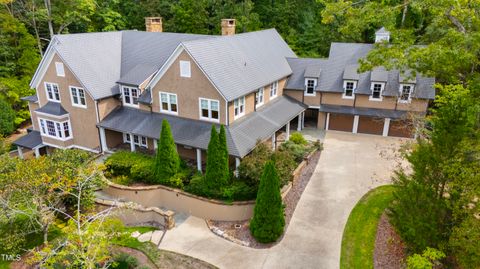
[159,131,407,269]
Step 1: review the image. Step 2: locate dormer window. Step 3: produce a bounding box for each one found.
[342,80,356,99]
[122,86,139,107]
[399,84,414,103]
[305,78,317,96]
[370,83,385,101]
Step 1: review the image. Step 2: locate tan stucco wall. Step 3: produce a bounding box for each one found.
[98,97,120,120]
[42,136,74,148]
[28,102,40,130]
[151,50,227,124]
[35,53,100,150]
[321,92,354,106]
[396,99,429,112]
[317,112,327,130]
[284,89,303,103]
[102,184,254,221]
[303,93,321,107]
[105,129,123,148]
[354,95,396,109]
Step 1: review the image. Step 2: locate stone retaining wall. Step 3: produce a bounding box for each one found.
[101,148,318,221]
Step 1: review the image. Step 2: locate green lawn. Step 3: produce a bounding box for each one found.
[340,185,397,269]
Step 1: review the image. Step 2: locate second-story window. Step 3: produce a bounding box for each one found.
[45,82,60,102]
[70,86,86,107]
[370,83,384,100]
[305,79,316,96]
[234,96,245,118]
[180,61,191,78]
[343,80,356,99]
[399,84,414,103]
[122,86,139,106]
[200,98,219,122]
[256,87,264,107]
[270,81,278,98]
[160,92,178,114]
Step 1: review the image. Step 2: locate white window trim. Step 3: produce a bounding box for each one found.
[256,87,264,108]
[121,85,140,108]
[44,82,61,102]
[55,62,65,77]
[369,82,385,101]
[304,78,317,96]
[270,81,278,99]
[233,96,246,119]
[123,133,148,148]
[199,98,220,123]
[159,92,178,115]
[398,84,414,103]
[38,118,72,141]
[69,86,87,108]
[180,60,191,78]
[342,80,356,99]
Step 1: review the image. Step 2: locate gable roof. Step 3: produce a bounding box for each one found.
[181,29,296,101]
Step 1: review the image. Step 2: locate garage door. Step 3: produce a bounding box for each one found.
[328,113,354,132]
[389,120,413,138]
[358,116,384,135]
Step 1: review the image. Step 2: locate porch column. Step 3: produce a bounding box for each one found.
[99,127,108,153]
[297,113,302,131]
[353,115,359,133]
[325,113,330,130]
[154,139,158,150]
[302,112,305,129]
[17,146,24,159]
[235,157,241,177]
[196,148,202,172]
[286,122,290,141]
[129,133,135,152]
[271,132,276,150]
[34,147,40,158]
[383,118,391,137]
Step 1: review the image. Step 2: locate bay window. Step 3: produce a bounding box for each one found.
[39,118,72,140]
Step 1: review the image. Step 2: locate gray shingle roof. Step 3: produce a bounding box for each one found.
[286,42,435,99]
[319,104,417,119]
[36,102,68,116]
[182,29,296,101]
[285,58,328,90]
[98,96,305,157]
[12,130,43,149]
[138,89,152,104]
[304,65,322,78]
[21,95,38,102]
[54,32,123,100]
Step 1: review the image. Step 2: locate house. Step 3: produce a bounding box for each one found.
[13,19,434,169]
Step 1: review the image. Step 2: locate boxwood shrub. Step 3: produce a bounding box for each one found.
[104,151,155,183]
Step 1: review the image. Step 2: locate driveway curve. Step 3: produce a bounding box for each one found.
[159,131,406,269]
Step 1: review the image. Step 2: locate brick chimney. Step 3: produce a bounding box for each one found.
[221,19,236,36]
[145,17,163,32]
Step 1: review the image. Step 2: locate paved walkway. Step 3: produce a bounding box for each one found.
[159,131,407,269]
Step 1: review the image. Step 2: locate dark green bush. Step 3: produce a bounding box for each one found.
[184,173,257,201]
[289,132,307,145]
[250,161,285,243]
[112,252,139,269]
[154,119,180,181]
[105,151,154,182]
[205,125,230,188]
[279,140,308,163]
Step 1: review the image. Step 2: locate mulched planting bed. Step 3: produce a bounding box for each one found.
[374,213,406,269]
[207,150,321,248]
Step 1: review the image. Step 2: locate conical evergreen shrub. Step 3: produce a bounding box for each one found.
[205,125,229,187]
[154,119,180,181]
[249,160,285,243]
[218,125,230,178]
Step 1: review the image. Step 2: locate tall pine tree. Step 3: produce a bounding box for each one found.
[205,125,229,188]
[218,125,229,175]
[154,119,180,181]
[250,161,285,243]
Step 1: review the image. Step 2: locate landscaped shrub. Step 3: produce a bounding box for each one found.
[205,125,229,188]
[104,151,154,182]
[272,150,297,186]
[279,140,308,163]
[184,173,256,201]
[250,161,285,243]
[154,119,180,181]
[112,252,139,269]
[289,132,307,145]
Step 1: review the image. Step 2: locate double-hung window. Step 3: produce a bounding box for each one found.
[256,88,264,107]
[70,86,86,107]
[305,79,316,96]
[270,81,278,98]
[370,83,384,101]
[343,80,356,99]
[199,98,220,122]
[39,118,72,140]
[399,84,414,103]
[122,86,139,106]
[160,92,178,114]
[45,82,60,102]
[234,96,245,118]
[124,133,147,148]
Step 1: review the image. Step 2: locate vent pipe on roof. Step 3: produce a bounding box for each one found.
[221,19,236,36]
[375,27,390,43]
[145,17,163,33]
